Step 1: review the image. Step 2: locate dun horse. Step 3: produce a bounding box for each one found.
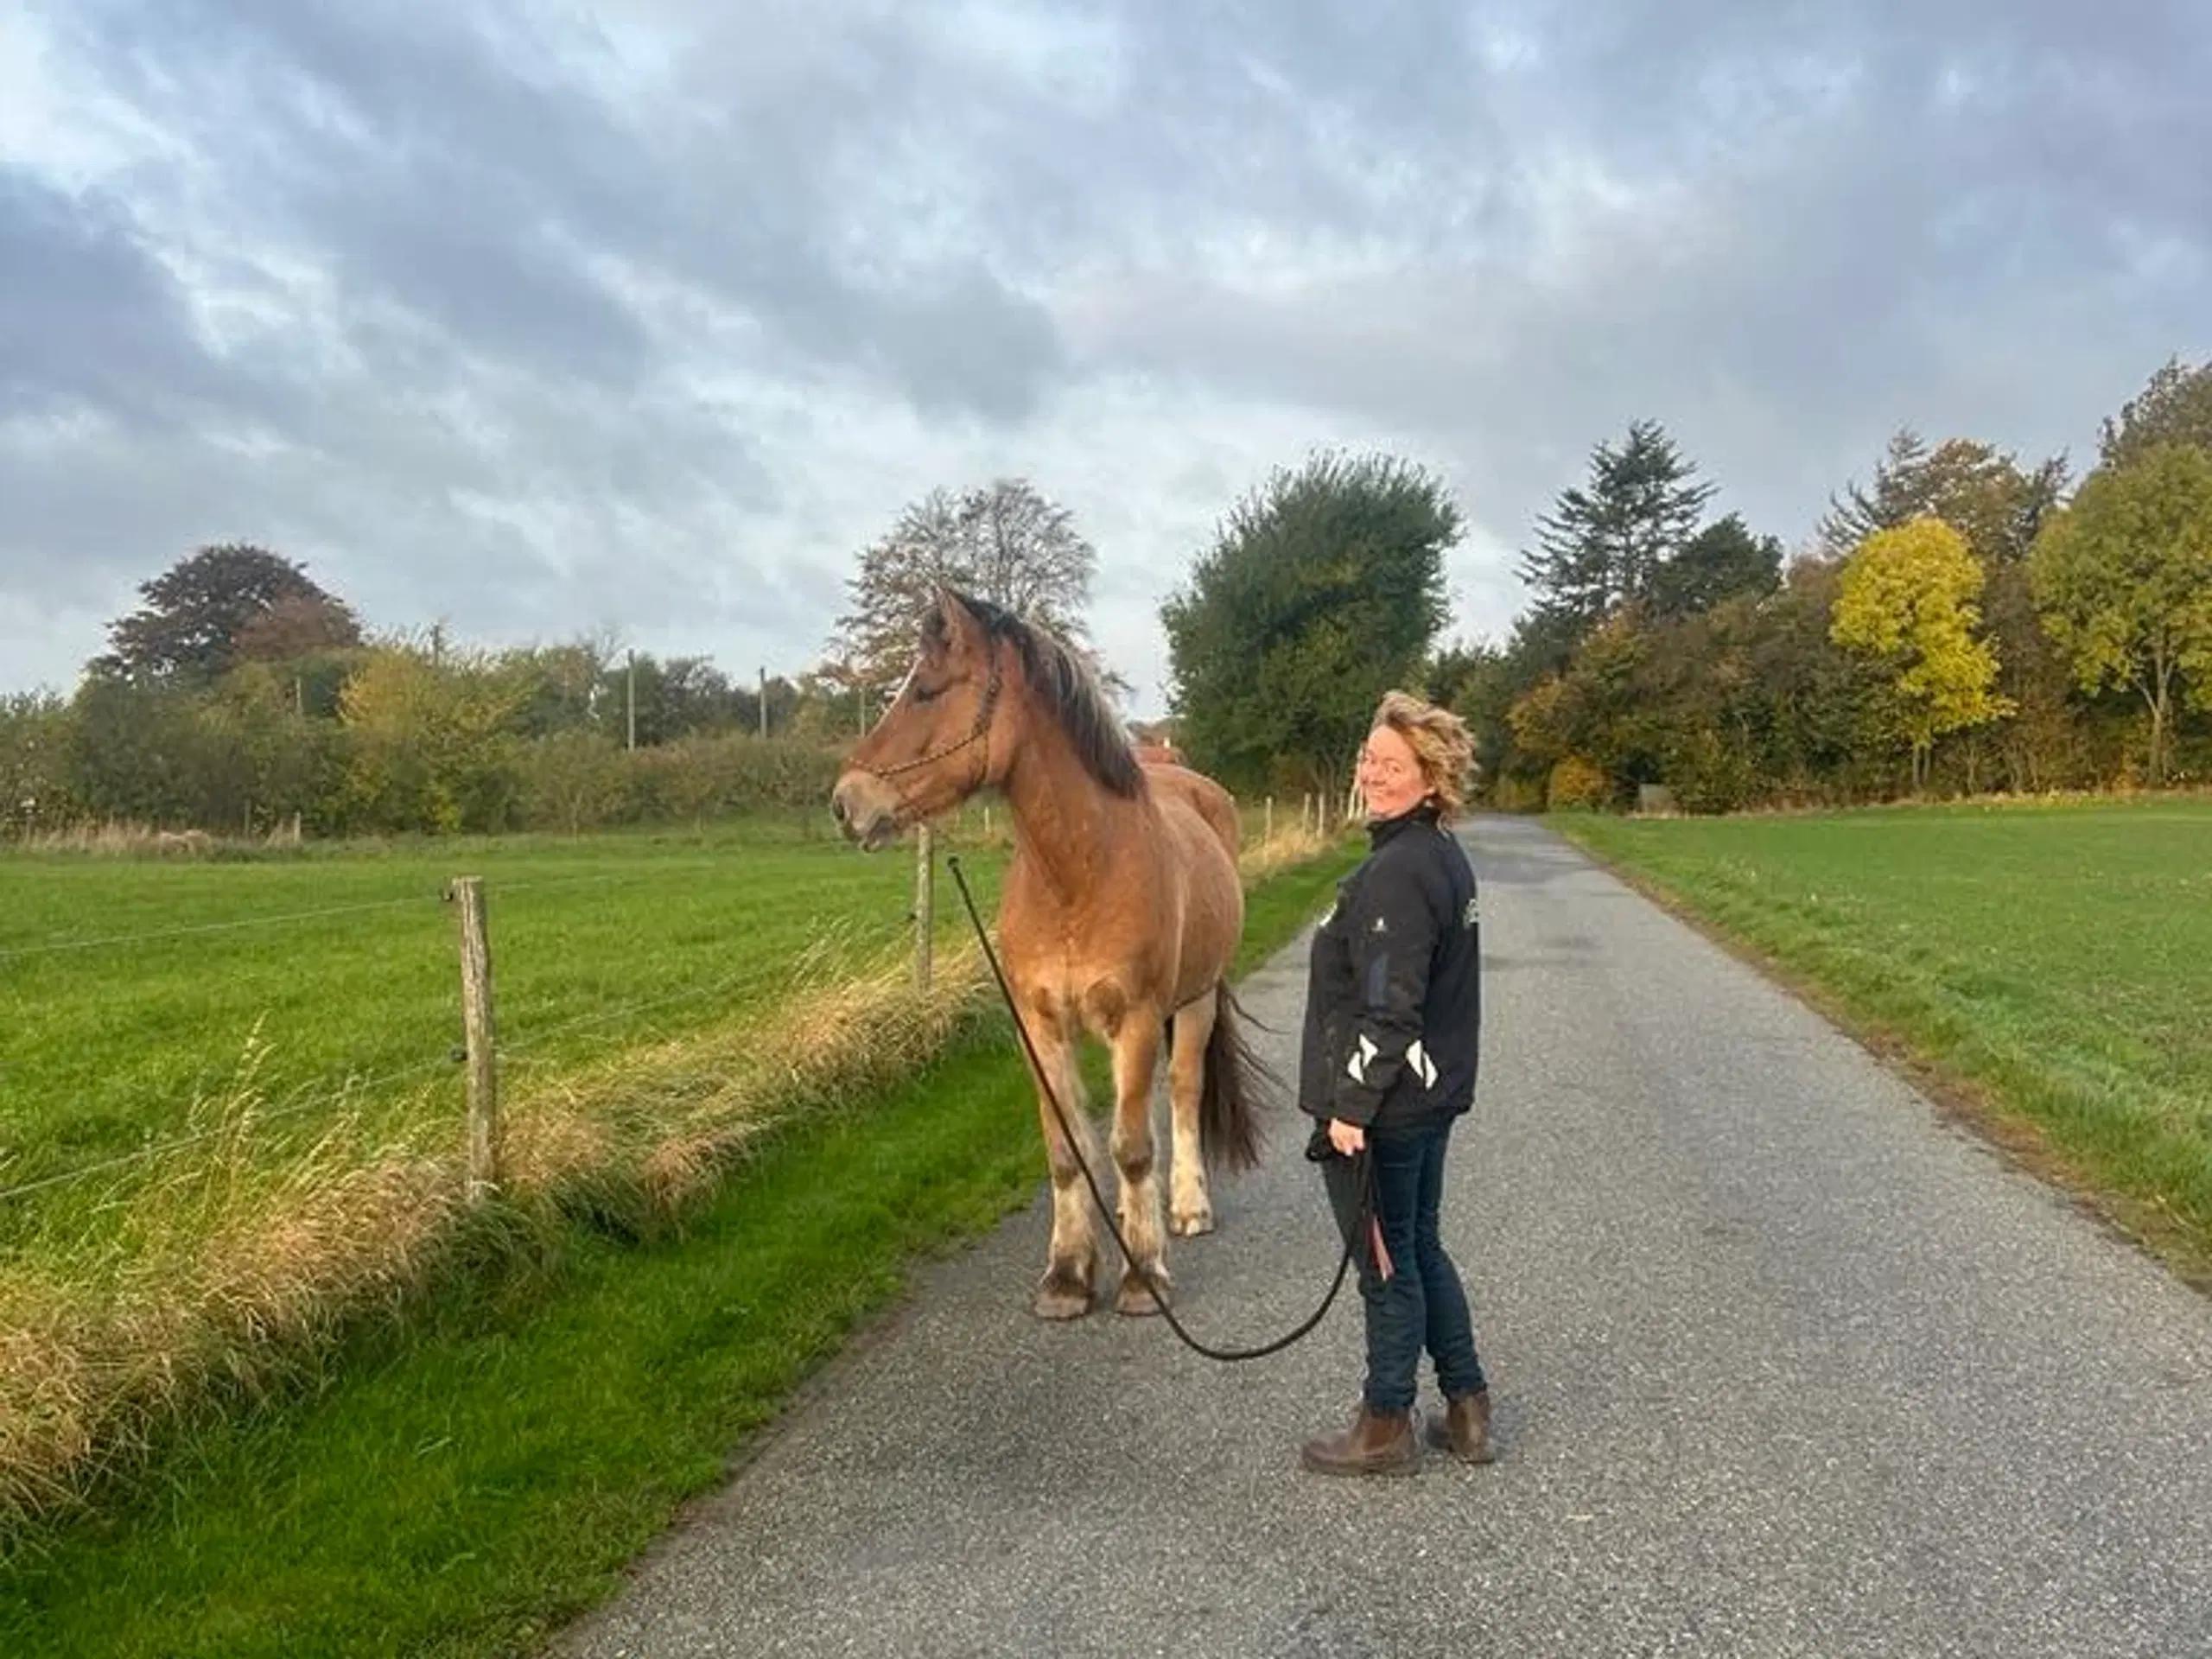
[830,589,1268,1319]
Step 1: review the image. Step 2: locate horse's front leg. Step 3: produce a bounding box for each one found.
[1106,1010,1169,1316]
[1166,989,1217,1236]
[1027,1014,1103,1320]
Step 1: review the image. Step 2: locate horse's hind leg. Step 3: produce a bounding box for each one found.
[1027,1021,1102,1319]
[1166,990,1217,1237]
[1106,1010,1170,1315]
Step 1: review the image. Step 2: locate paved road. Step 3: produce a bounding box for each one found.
[554,817,2212,1658]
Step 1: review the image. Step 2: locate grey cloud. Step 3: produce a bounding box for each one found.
[58,0,1067,418]
[0,168,234,423]
[1052,0,2212,567]
[7,0,2211,700]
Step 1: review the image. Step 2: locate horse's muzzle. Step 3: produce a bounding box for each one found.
[830,772,903,852]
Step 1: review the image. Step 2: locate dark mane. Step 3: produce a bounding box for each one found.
[937,591,1141,798]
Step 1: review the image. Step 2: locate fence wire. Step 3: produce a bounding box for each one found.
[1,898,925,1207]
[0,893,445,963]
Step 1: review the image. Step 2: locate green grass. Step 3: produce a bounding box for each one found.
[1554,798,2212,1263]
[0,836,1361,1658]
[0,821,1004,1252]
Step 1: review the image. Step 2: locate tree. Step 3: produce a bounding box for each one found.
[0,692,80,836]
[1421,639,1513,797]
[524,729,630,834]
[1830,518,2013,792]
[1161,449,1460,797]
[66,677,207,825]
[232,591,364,664]
[99,543,357,686]
[1518,420,1715,638]
[1648,512,1783,619]
[2100,356,2212,469]
[830,479,1103,695]
[645,656,748,741]
[195,663,343,835]
[1821,430,2074,791]
[2029,443,2212,786]
[1820,429,2069,565]
[338,639,527,833]
[501,639,617,740]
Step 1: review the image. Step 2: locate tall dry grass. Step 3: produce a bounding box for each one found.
[1237,820,1340,886]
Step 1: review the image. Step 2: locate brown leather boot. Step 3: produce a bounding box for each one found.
[1300,1405,1418,1477]
[1422,1389,1497,1464]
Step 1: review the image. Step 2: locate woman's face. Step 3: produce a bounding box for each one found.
[1357,723,1429,821]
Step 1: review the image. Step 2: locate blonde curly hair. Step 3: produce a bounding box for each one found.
[1370,690,1478,822]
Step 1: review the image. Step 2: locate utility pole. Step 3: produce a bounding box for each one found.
[759,666,768,738]
[626,650,636,752]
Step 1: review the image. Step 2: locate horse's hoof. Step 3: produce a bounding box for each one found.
[1116,1269,1169,1317]
[1033,1271,1093,1321]
[1169,1205,1216,1237]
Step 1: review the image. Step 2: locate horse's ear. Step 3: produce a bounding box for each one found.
[935,588,983,658]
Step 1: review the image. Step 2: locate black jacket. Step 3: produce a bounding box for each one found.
[1298,803,1480,1134]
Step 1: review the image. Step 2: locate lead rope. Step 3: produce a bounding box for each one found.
[946,853,1376,1363]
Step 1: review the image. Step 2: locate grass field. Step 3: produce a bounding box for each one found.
[0,817,994,1244]
[1554,798,2212,1275]
[0,811,1031,1533]
[0,836,1360,1658]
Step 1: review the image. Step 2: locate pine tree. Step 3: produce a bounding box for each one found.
[1518,421,1715,644]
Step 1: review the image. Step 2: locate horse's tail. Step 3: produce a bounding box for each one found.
[1200,981,1277,1174]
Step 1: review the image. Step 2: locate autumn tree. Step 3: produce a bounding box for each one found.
[830,479,1103,695]
[1162,449,1459,798]
[1830,518,2013,792]
[232,590,365,664]
[2029,442,2212,785]
[99,543,359,687]
[1819,430,2069,565]
[338,639,528,833]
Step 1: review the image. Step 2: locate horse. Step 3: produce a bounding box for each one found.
[830,588,1269,1319]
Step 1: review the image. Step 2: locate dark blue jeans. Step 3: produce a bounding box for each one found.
[1323,1120,1486,1414]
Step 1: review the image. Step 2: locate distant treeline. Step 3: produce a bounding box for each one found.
[0,632,867,839]
[1430,358,2212,810]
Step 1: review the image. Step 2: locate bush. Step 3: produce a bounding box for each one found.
[1546,754,1611,811]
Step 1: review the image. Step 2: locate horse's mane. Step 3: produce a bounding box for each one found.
[930,593,1141,798]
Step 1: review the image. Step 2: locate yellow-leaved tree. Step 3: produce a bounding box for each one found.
[340,635,528,832]
[1829,517,2013,792]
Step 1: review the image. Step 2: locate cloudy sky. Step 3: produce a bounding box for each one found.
[3,1,2208,715]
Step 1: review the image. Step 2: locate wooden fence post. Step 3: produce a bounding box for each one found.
[913,823,934,990]
[1263,796,1274,842]
[448,876,499,1202]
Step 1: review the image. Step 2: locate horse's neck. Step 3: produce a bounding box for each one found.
[996,705,1145,906]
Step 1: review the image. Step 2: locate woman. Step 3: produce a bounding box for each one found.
[1299,690,1494,1476]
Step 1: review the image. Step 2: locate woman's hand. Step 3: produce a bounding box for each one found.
[1327,1117,1366,1156]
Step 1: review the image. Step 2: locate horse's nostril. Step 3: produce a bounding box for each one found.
[830,793,848,823]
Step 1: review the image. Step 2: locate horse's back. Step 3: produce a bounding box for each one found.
[1142,762,1240,863]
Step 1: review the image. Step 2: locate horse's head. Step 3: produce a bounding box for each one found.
[830,588,1004,851]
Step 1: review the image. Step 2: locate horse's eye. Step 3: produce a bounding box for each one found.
[911,681,943,705]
